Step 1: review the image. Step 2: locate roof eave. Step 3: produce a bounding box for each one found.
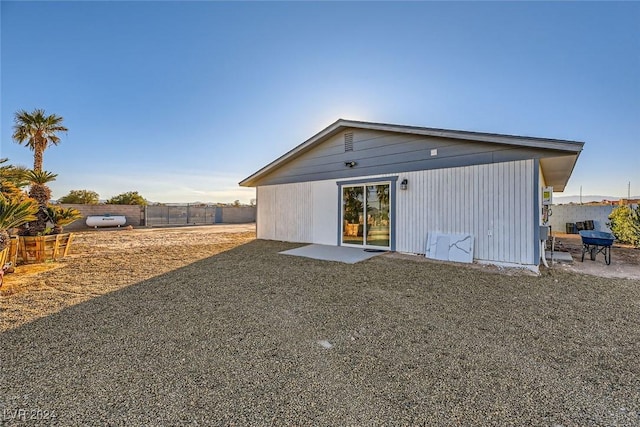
[239,119,348,187]
[239,119,585,187]
[539,151,583,192]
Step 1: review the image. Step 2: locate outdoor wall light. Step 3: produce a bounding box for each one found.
[400,178,408,190]
[345,161,357,168]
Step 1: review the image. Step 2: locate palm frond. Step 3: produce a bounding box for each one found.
[0,159,29,188]
[0,195,38,230]
[27,170,58,184]
[46,206,82,227]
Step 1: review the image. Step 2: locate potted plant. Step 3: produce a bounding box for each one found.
[0,195,38,275]
[16,173,79,264]
[19,170,57,236]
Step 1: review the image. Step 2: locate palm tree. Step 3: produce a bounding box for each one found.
[12,109,67,172]
[27,170,57,205]
[0,195,38,251]
[23,170,57,236]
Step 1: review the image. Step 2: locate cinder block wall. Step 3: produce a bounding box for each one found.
[59,204,144,231]
[549,205,615,233]
[220,206,256,223]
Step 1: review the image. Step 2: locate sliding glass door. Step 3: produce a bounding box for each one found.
[341,182,390,249]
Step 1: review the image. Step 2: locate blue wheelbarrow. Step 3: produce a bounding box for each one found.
[579,230,615,265]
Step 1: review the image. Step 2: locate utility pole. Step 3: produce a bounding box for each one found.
[580,185,583,205]
[628,181,631,200]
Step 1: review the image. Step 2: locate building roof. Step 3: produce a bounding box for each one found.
[239,119,584,190]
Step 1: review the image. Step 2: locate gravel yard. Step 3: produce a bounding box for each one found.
[1,226,639,425]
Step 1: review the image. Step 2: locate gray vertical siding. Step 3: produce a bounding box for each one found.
[534,160,541,263]
[395,159,535,265]
[256,159,537,267]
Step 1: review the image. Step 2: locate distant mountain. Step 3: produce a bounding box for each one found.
[553,195,640,204]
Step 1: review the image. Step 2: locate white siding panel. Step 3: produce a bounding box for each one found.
[256,186,274,240]
[396,159,536,266]
[312,181,338,245]
[257,183,313,243]
[275,182,313,243]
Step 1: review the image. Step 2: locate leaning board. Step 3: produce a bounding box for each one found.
[425,232,474,263]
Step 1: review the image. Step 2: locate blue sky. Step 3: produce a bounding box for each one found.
[1,1,638,203]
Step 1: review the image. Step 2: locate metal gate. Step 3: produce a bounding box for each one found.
[144,205,218,226]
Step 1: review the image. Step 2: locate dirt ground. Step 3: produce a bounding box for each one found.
[1,226,638,332]
[1,231,639,425]
[0,224,256,331]
[551,232,640,280]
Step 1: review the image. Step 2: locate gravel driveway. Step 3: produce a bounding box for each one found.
[1,236,639,425]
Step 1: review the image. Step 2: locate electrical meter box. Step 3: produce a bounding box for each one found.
[542,187,553,205]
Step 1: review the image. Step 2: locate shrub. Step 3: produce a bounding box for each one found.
[608,205,640,248]
[59,189,99,205]
[107,191,147,206]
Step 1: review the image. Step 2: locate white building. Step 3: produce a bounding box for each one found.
[240,119,583,270]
